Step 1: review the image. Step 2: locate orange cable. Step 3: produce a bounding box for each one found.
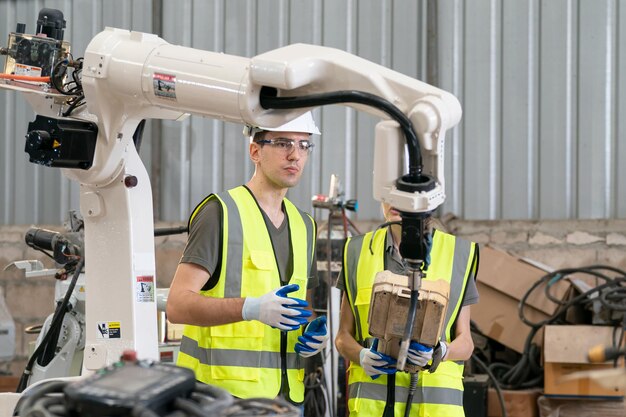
[0,73,50,82]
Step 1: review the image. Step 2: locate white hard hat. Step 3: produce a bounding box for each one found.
[243,111,321,139]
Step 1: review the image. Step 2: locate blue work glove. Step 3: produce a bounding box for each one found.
[242,284,311,331]
[359,339,397,380]
[295,316,329,357]
[407,341,434,367]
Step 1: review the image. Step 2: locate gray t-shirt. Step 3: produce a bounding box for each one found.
[180,197,318,291]
[336,228,479,306]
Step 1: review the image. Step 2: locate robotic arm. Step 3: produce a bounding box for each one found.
[1,14,461,372]
[79,27,460,199]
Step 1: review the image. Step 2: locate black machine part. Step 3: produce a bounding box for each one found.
[64,360,196,417]
[24,227,82,265]
[36,8,66,41]
[25,115,97,169]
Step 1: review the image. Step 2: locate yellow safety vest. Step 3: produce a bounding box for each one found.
[343,228,477,417]
[176,186,316,403]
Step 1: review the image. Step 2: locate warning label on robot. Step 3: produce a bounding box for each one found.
[136,275,155,303]
[15,63,42,77]
[153,73,177,100]
[97,321,121,339]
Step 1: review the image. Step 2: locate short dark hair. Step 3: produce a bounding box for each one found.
[253,130,269,143]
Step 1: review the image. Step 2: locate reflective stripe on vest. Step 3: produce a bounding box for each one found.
[349,380,464,405]
[177,186,315,402]
[343,228,476,417]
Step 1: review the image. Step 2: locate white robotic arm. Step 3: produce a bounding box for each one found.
[79,27,460,208]
[1,21,461,373]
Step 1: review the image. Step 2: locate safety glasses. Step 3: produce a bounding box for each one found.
[255,137,315,155]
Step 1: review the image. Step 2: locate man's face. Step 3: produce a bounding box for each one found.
[250,131,312,189]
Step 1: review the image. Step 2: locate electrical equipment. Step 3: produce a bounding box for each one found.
[64,359,196,416]
[1,8,69,78]
[6,214,86,391]
[368,270,449,373]
[0,287,15,363]
[25,115,98,169]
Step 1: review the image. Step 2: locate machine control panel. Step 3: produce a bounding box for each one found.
[64,358,196,416]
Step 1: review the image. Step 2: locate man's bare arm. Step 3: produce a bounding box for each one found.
[335,293,364,365]
[444,305,474,361]
[166,262,244,327]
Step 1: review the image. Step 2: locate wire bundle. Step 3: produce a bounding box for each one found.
[16,259,84,393]
[303,366,328,417]
[474,265,626,391]
[50,56,85,117]
[16,381,299,417]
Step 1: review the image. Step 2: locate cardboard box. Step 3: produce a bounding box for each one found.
[473,246,571,353]
[0,376,19,392]
[487,388,541,417]
[544,325,625,398]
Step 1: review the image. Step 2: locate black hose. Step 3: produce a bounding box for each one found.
[259,89,422,178]
[472,355,507,417]
[154,225,188,237]
[403,373,418,417]
[482,265,626,390]
[16,259,84,392]
[133,119,147,152]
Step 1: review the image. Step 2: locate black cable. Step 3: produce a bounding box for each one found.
[483,265,626,390]
[16,259,84,392]
[472,355,507,417]
[403,373,418,417]
[520,275,626,329]
[26,246,56,261]
[192,382,233,406]
[368,221,401,255]
[173,397,210,417]
[154,225,188,237]
[304,367,327,417]
[133,119,147,152]
[221,397,297,416]
[62,95,85,117]
[260,89,422,178]
[16,375,298,417]
[51,58,83,97]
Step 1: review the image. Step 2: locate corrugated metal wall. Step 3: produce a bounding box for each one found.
[1,0,624,225]
[0,0,155,225]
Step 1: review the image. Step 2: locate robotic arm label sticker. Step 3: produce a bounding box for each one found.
[15,63,42,77]
[153,73,177,100]
[136,275,155,303]
[97,321,121,339]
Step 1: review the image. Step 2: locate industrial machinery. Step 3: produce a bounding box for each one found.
[0,7,462,415]
[4,212,85,391]
[14,351,300,417]
[0,287,15,366]
[4,213,186,392]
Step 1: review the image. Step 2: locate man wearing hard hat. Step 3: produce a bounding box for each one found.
[167,112,329,407]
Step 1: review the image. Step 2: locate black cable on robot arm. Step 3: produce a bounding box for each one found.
[16,259,85,393]
[260,89,423,178]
